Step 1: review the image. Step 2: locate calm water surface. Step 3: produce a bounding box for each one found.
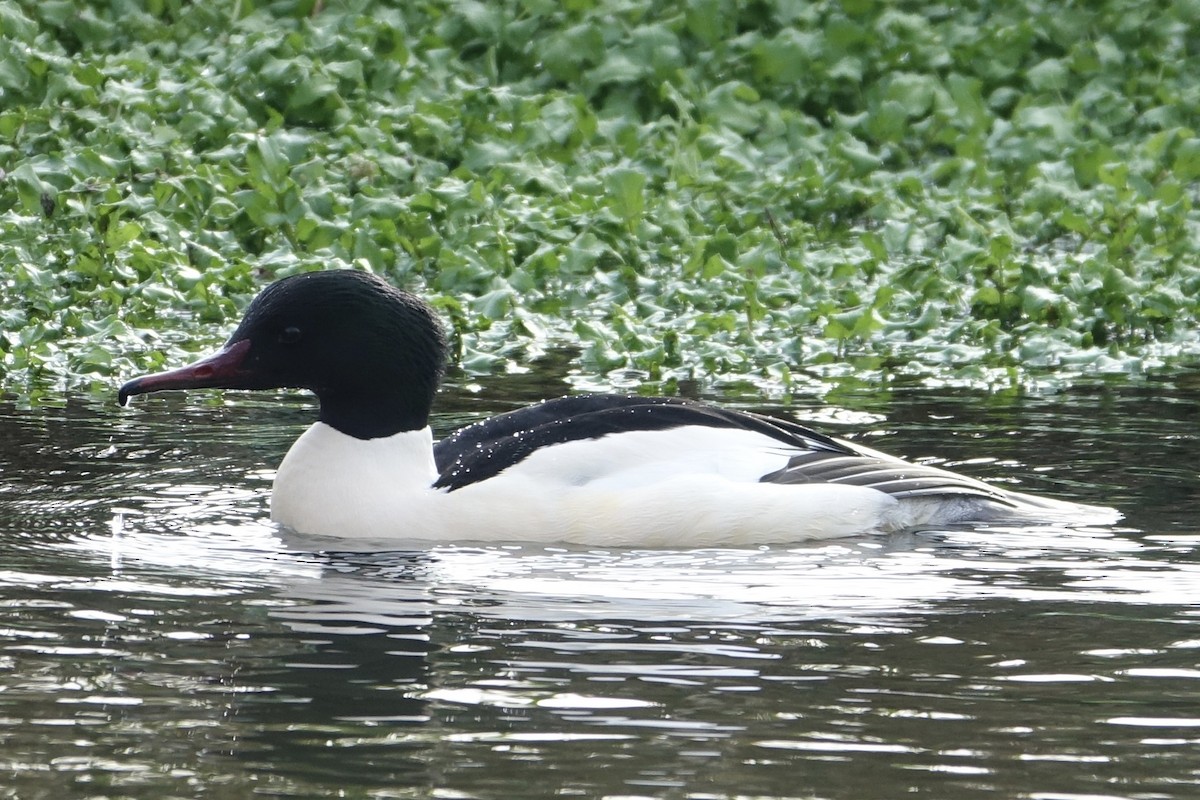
[2,371,1199,799]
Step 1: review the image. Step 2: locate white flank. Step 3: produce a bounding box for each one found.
[270,424,906,545]
[269,423,1116,545]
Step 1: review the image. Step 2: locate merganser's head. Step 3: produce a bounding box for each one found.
[118,270,447,438]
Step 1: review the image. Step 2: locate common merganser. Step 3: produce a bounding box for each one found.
[118,270,1119,545]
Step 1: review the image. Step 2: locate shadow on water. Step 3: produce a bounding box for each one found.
[0,369,1199,797]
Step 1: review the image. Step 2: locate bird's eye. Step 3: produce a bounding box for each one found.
[279,326,302,345]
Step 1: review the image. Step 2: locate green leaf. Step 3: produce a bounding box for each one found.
[605,167,646,225]
[884,72,938,117]
[1026,58,1069,92]
[1173,138,1200,181]
[752,29,820,84]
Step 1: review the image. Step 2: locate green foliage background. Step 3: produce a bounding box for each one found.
[1,0,1198,398]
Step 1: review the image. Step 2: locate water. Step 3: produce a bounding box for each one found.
[1,371,1199,799]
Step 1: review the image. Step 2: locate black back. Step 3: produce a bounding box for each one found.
[432,394,1016,507]
[432,395,851,491]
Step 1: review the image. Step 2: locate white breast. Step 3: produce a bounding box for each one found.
[270,423,439,538]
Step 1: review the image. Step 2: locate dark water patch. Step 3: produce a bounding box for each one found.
[0,377,1197,797]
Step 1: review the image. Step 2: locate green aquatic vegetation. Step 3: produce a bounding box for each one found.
[1,0,1198,400]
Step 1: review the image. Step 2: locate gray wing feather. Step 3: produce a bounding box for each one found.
[759,451,1015,504]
